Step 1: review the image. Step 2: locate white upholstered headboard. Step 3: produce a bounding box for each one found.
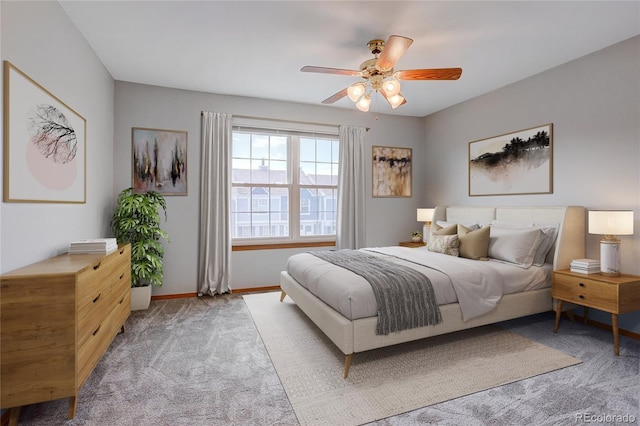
[432,206,586,270]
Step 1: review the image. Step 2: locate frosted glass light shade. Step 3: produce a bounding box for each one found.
[588,210,634,236]
[355,94,371,112]
[382,79,401,97]
[388,93,405,109]
[347,83,366,102]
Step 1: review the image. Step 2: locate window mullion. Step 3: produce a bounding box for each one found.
[290,135,300,239]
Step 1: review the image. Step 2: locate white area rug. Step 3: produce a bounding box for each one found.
[244,292,582,426]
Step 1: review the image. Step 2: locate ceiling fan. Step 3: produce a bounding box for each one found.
[301,35,462,112]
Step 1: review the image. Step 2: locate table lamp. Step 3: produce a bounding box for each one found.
[417,208,435,243]
[588,210,634,276]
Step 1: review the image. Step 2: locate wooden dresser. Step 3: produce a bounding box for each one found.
[1,244,131,424]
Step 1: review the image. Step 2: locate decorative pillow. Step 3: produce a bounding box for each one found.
[488,226,545,268]
[428,234,460,257]
[457,224,490,260]
[431,223,457,235]
[437,220,480,231]
[488,220,558,265]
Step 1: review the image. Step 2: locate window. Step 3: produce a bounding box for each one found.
[231,125,339,244]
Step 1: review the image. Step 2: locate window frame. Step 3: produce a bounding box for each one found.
[231,125,339,248]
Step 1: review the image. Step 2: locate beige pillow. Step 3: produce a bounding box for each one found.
[458,224,490,260]
[431,223,457,236]
[428,234,460,257]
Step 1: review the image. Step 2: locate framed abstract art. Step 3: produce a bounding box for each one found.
[468,123,553,196]
[3,61,86,203]
[132,127,187,195]
[372,146,412,197]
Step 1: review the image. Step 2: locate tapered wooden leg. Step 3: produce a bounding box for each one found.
[8,407,21,426]
[612,314,619,356]
[553,300,563,333]
[68,395,77,419]
[279,291,287,302]
[344,354,352,379]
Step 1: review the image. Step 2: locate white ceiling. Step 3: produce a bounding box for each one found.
[59,1,640,118]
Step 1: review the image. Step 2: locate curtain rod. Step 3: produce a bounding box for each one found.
[200,112,369,131]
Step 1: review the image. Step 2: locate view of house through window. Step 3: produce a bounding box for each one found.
[231,126,339,243]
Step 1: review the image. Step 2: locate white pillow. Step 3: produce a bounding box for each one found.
[532,224,559,265]
[488,226,545,268]
[488,220,558,266]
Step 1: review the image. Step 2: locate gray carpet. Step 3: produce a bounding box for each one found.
[15,292,639,425]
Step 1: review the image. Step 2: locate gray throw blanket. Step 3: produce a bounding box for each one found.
[311,250,442,335]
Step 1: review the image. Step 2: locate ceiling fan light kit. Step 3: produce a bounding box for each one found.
[356,93,372,112]
[301,35,462,112]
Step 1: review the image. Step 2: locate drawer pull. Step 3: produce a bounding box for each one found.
[92,325,101,336]
[579,283,585,287]
[579,295,585,299]
[93,262,101,271]
[119,248,125,255]
[118,296,125,305]
[119,273,125,280]
[92,293,101,303]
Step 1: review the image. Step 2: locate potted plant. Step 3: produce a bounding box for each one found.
[411,231,423,242]
[110,187,170,310]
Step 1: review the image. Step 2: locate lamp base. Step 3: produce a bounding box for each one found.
[423,223,431,243]
[600,239,621,277]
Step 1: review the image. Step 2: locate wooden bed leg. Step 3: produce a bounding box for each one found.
[279,291,287,302]
[344,354,352,379]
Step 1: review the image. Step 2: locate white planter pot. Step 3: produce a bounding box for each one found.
[130,285,152,311]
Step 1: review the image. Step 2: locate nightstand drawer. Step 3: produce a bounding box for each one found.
[552,274,618,312]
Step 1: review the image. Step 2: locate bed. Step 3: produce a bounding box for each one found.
[279,206,586,378]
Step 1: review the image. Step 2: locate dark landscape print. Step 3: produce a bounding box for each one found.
[469,124,552,196]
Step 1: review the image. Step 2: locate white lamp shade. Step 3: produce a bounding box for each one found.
[588,210,634,236]
[382,79,401,97]
[417,208,435,223]
[388,93,405,109]
[355,93,371,112]
[347,83,366,102]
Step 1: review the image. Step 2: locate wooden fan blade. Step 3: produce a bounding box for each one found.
[301,66,361,76]
[322,88,349,104]
[396,68,463,81]
[376,35,413,71]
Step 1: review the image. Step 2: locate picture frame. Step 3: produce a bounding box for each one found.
[3,61,86,203]
[132,127,187,195]
[468,123,553,196]
[372,146,412,197]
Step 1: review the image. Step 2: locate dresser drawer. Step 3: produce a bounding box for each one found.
[553,274,618,312]
[78,285,112,348]
[77,313,117,386]
[77,245,130,309]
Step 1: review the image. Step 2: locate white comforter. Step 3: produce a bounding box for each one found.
[286,246,550,322]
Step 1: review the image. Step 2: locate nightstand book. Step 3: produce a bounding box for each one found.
[552,269,640,355]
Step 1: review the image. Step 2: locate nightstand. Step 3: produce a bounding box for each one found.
[399,241,426,248]
[552,269,640,355]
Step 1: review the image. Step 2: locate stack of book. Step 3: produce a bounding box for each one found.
[570,258,600,274]
[69,238,118,255]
